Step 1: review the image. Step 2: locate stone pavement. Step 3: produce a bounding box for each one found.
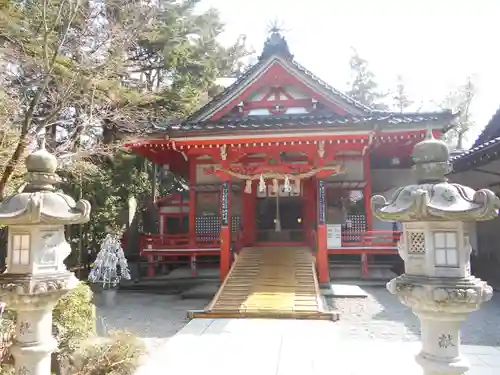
[133,318,500,375]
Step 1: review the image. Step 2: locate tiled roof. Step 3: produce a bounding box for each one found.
[450,105,500,172]
[451,136,500,172]
[167,111,455,133]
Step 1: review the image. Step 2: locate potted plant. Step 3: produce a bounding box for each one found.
[88,228,131,306]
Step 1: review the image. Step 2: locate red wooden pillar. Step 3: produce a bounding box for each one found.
[304,179,315,246]
[189,161,196,246]
[147,255,155,277]
[219,181,231,281]
[242,181,256,246]
[301,180,308,244]
[361,155,373,279]
[250,183,257,244]
[363,155,373,231]
[316,179,329,284]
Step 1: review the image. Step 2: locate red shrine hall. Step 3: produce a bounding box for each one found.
[127,31,455,284]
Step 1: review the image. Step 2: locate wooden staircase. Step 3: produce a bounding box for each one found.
[189,247,339,320]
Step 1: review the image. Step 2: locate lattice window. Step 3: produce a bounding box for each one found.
[342,215,366,242]
[195,216,220,243]
[434,232,458,267]
[408,232,426,254]
[11,233,30,265]
[195,215,242,242]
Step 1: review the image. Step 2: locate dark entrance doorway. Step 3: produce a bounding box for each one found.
[256,196,304,243]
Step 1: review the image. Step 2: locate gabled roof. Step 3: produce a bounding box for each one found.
[471,106,500,148]
[186,31,373,122]
[451,105,500,172]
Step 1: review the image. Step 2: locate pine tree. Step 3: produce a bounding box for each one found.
[346,49,388,110]
[392,75,414,113]
[441,76,476,150]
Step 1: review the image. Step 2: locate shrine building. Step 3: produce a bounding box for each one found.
[126,31,455,288]
[450,107,500,281]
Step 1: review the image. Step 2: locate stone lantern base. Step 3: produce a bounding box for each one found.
[387,274,493,375]
[0,271,78,375]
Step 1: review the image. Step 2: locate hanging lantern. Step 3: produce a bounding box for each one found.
[272,179,279,194]
[244,180,252,194]
[284,175,291,193]
[259,175,266,192]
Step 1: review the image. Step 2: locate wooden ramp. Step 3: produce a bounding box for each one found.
[188,247,339,320]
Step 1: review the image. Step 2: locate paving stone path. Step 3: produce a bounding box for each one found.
[97,285,500,356]
[328,286,500,345]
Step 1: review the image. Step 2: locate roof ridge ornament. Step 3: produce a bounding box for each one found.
[259,21,293,61]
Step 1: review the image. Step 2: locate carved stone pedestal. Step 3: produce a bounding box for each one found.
[416,312,469,375]
[11,307,57,375]
[387,275,493,375]
[0,273,78,375]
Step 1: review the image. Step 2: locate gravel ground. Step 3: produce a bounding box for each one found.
[96,293,208,353]
[98,286,500,356]
[328,286,500,346]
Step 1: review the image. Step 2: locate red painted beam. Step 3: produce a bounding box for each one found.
[243,98,315,110]
[171,134,370,146]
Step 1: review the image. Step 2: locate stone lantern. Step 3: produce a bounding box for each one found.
[0,145,90,375]
[371,129,499,375]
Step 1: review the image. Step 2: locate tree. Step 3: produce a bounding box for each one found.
[0,0,153,198]
[441,76,476,150]
[392,75,414,113]
[346,49,389,110]
[0,0,251,271]
[0,0,251,199]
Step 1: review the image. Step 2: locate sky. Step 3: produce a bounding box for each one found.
[199,0,500,148]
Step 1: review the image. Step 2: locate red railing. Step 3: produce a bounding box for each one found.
[328,230,401,254]
[140,233,220,254]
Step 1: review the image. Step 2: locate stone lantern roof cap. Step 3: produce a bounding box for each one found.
[0,144,90,225]
[371,128,500,222]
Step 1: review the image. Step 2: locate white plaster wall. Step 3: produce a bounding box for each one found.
[248,87,267,101]
[284,85,308,99]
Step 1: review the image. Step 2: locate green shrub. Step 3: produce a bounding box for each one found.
[0,309,15,366]
[53,281,96,359]
[0,364,15,375]
[69,331,145,375]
